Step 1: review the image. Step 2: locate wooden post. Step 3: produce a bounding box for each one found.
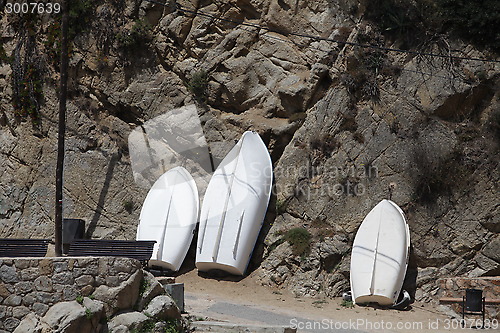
[55,0,69,257]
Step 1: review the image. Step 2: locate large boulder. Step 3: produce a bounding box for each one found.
[12,313,50,333]
[135,270,165,311]
[92,270,143,317]
[106,311,149,332]
[15,298,105,333]
[143,295,181,321]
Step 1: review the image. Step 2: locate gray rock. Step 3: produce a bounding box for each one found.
[93,270,143,317]
[106,311,149,332]
[13,313,49,333]
[32,303,49,317]
[3,318,20,331]
[3,295,21,306]
[143,295,181,320]
[135,271,165,311]
[12,306,30,318]
[42,299,104,333]
[34,276,53,292]
[0,265,18,284]
[483,235,500,262]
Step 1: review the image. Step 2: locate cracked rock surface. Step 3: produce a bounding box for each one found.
[0,0,499,303]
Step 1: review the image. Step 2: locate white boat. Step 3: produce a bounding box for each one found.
[196,131,273,275]
[137,166,199,271]
[350,199,410,306]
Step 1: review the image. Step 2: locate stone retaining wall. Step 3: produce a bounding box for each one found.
[0,257,142,332]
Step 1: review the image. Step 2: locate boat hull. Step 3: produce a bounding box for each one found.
[137,166,199,271]
[196,131,273,275]
[350,200,410,305]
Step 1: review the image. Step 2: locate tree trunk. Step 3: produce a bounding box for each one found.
[55,0,69,257]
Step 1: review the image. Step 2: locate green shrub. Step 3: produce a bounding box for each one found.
[187,70,209,101]
[434,0,500,52]
[275,198,288,215]
[123,200,134,214]
[309,134,339,157]
[284,228,312,256]
[341,299,354,308]
[364,0,500,53]
[117,19,152,50]
[11,58,44,124]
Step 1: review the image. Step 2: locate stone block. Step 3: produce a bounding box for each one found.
[12,306,29,318]
[3,318,20,331]
[13,260,32,270]
[52,272,74,285]
[80,285,95,297]
[53,261,69,273]
[0,266,18,284]
[34,276,53,292]
[32,302,49,316]
[14,281,32,294]
[164,283,184,313]
[3,295,21,306]
[20,268,40,281]
[37,259,53,276]
[75,275,94,287]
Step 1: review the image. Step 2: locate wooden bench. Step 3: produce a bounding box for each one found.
[67,239,156,266]
[0,239,50,257]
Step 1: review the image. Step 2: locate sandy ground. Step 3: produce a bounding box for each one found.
[176,270,487,333]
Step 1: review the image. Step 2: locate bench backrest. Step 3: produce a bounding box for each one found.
[0,239,50,257]
[67,239,156,264]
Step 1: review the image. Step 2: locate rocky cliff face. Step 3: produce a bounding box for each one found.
[0,0,498,302]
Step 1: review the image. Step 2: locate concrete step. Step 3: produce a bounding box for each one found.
[191,320,297,333]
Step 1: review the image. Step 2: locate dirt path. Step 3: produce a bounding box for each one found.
[176,270,482,332]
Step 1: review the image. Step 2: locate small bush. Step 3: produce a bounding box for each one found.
[309,134,339,157]
[275,198,288,215]
[284,227,312,256]
[76,295,84,304]
[412,149,472,204]
[187,70,209,101]
[364,0,500,53]
[123,200,134,214]
[11,50,44,124]
[138,277,150,296]
[116,19,152,50]
[353,131,365,144]
[341,299,354,308]
[434,0,500,52]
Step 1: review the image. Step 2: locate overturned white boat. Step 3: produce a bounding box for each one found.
[350,199,410,305]
[196,131,273,275]
[137,166,199,271]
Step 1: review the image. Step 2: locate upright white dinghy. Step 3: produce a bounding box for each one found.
[137,166,199,271]
[196,131,273,275]
[350,199,410,306]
